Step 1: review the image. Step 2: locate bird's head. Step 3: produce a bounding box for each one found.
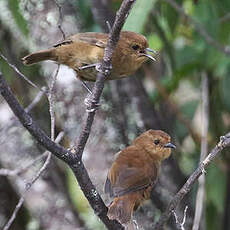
[133,129,176,161]
[117,31,156,69]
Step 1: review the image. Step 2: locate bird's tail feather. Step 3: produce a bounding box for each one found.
[107,194,137,225]
[22,49,56,65]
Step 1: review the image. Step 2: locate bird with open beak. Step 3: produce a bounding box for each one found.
[105,130,176,229]
[22,31,156,84]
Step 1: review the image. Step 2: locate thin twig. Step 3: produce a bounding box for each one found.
[154,131,230,230]
[48,65,59,141]
[90,0,116,32]
[0,152,48,176]
[25,86,47,112]
[162,0,230,57]
[53,0,66,39]
[3,197,25,230]
[172,206,188,230]
[0,131,64,176]
[3,64,59,230]
[72,0,137,158]
[0,1,136,228]
[0,87,47,143]
[219,12,230,23]
[143,66,201,144]
[0,53,45,92]
[192,73,209,230]
[2,132,64,230]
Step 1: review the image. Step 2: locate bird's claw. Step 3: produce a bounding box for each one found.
[217,135,227,148]
[84,94,100,112]
[79,63,98,70]
[95,63,112,75]
[201,166,206,174]
[67,147,76,154]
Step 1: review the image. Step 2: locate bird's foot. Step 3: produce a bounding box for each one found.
[79,63,99,70]
[79,62,112,76]
[84,93,100,112]
[81,81,93,94]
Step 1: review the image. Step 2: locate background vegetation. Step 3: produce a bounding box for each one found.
[0,0,230,229]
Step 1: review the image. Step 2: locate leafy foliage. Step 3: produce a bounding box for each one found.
[0,0,230,229]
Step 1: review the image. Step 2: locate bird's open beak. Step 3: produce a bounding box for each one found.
[146,48,157,54]
[164,143,176,149]
[139,48,157,62]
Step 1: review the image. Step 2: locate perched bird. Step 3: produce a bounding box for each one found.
[22,31,155,83]
[104,130,176,228]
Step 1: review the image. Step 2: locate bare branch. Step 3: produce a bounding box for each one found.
[2,132,64,230]
[0,52,45,92]
[143,66,201,144]
[53,0,66,39]
[154,131,230,230]
[0,132,64,177]
[48,65,59,141]
[3,197,25,230]
[25,86,47,112]
[0,87,47,147]
[0,152,47,176]
[72,0,137,158]
[198,76,209,209]
[0,1,137,229]
[172,206,188,230]
[90,0,116,32]
[0,131,64,177]
[219,12,230,23]
[162,0,230,57]
[192,73,209,230]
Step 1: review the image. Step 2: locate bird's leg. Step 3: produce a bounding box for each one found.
[106,20,112,33]
[81,80,93,95]
[78,63,105,74]
[132,219,139,229]
[80,81,101,111]
[76,73,101,111]
[124,220,136,230]
[84,93,101,112]
[78,63,99,70]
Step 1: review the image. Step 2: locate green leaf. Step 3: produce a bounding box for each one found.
[8,0,29,36]
[174,100,199,140]
[221,68,230,112]
[206,164,226,213]
[161,0,182,34]
[148,34,163,50]
[67,168,105,230]
[123,0,156,33]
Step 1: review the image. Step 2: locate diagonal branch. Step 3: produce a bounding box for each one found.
[0,52,45,92]
[73,0,137,158]
[172,206,188,230]
[192,73,209,230]
[153,132,230,230]
[2,132,64,230]
[0,56,123,230]
[162,0,230,57]
[0,0,137,229]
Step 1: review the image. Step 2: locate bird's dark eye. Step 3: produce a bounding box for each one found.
[132,44,140,50]
[154,139,160,145]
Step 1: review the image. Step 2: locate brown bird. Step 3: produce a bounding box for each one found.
[104,130,176,228]
[22,31,155,83]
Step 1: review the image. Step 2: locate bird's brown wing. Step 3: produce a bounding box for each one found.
[77,33,107,48]
[53,32,107,48]
[105,167,151,197]
[105,146,159,198]
[53,39,73,48]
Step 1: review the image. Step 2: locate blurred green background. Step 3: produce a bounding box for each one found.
[0,0,230,230]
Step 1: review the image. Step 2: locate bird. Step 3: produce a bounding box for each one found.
[104,129,176,228]
[22,31,156,85]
